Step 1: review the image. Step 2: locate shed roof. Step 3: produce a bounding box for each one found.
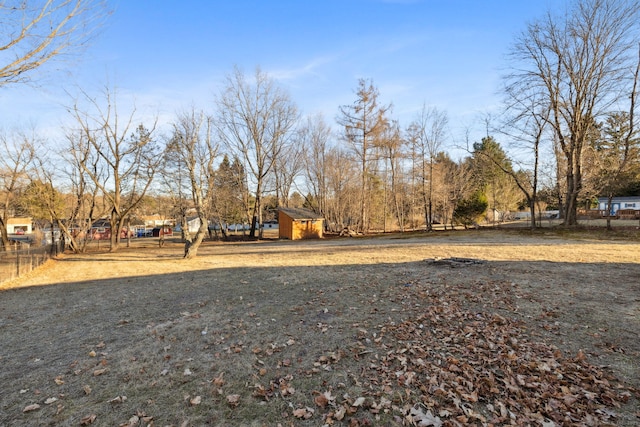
[279,207,324,221]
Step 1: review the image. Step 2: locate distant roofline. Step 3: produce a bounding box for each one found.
[597,196,640,201]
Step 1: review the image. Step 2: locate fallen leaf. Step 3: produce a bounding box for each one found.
[83,385,92,395]
[23,403,40,413]
[213,373,225,386]
[352,396,366,407]
[315,390,335,409]
[293,407,314,419]
[120,414,139,427]
[226,394,240,407]
[80,414,97,425]
[44,397,58,405]
[334,405,347,420]
[410,405,443,427]
[93,368,107,376]
[190,395,201,406]
[314,393,328,408]
[109,395,127,404]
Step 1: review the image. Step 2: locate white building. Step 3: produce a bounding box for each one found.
[597,196,640,215]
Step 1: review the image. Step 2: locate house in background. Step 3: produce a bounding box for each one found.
[87,219,134,240]
[142,215,174,228]
[278,208,324,240]
[175,217,206,235]
[597,196,640,217]
[7,217,33,235]
[140,215,174,237]
[89,219,112,240]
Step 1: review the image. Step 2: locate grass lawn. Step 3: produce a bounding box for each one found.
[1,229,639,426]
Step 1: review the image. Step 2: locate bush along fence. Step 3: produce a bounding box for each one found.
[0,240,65,285]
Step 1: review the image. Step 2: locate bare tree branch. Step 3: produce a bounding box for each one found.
[0,0,108,86]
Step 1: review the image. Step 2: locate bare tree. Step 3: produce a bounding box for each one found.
[165,109,217,258]
[419,151,462,230]
[406,105,448,231]
[272,134,304,208]
[337,79,390,233]
[70,88,160,251]
[377,120,406,231]
[24,148,107,254]
[210,155,247,237]
[64,126,109,251]
[300,114,332,216]
[593,111,639,229]
[405,124,423,229]
[298,116,365,233]
[325,146,360,233]
[0,128,35,250]
[0,0,106,87]
[499,87,551,229]
[159,135,191,243]
[432,152,461,228]
[506,0,640,225]
[216,66,299,238]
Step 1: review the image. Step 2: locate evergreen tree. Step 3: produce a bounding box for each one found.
[453,190,488,228]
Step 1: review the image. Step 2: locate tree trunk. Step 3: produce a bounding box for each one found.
[250,190,261,238]
[427,161,434,231]
[606,195,614,231]
[184,219,208,259]
[0,218,9,251]
[126,218,132,248]
[360,163,367,234]
[564,171,579,226]
[109,209,119,251]
[528,198,536,230]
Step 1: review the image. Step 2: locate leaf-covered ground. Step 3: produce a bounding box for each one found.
[1,230,639,426]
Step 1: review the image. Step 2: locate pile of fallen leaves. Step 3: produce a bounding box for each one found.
[294,282,637,426]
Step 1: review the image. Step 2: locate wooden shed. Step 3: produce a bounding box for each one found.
[278,208,324,240]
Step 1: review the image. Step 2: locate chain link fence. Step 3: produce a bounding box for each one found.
[0,240,65,285]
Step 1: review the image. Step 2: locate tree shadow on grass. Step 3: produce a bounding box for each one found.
[1,258,639,426]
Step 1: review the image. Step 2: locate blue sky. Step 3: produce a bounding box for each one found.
[2,0,559,148]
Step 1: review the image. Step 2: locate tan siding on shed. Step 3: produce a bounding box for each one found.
[278,208,323,240]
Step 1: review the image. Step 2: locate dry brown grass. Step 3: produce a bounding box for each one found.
[1,229,639,426]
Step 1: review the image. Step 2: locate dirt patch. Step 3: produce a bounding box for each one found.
[1,230,639,426]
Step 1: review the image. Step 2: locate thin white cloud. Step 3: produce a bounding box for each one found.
[267,54,339,83]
